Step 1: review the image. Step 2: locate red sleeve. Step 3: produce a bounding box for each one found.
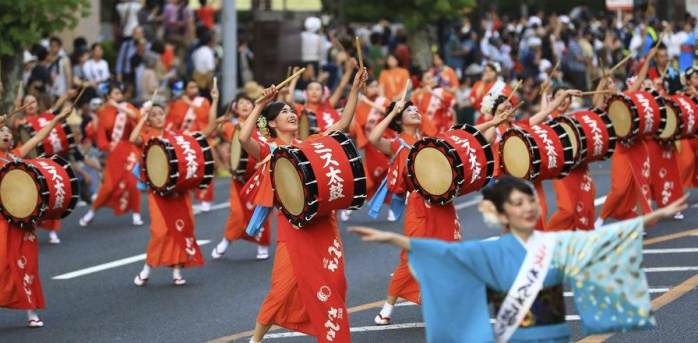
[96,109,110,151]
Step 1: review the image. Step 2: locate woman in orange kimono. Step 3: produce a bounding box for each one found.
[343,77,394,221]
[597,45,659,228]
[676,66,698,189]
[0,106,72,328]
[469,62,516,113]
[477,84,581,230]
[411,70,455,133]
[79,83,143,227]
[166,81,215,211]
[128,83,218,286]
[211,94,272,260]
[527,87,597,231]
[379,54,410,101]
[285,61,354,134]
[17,92,74,244]
[243,66,366,343]
[366,97,509,325]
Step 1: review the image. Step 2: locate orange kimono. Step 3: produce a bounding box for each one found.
[546,165,596,231]
[92,103,142,215]
[0,150,45,310]
[219,123,271,246]
[251,138,350,342]
[167,96,215,203]
[676,139,698,188]
[469,80,516,112]
[433,66,459,90]
[379,67,410,101]
[600,142,653,221]
[411,88,455,133]
[646,138,685,208]
[137,127,205,268]
[295,101,341,133]
[385,133,460,304]
[350,96,392,196]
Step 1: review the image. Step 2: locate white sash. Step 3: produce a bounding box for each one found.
[182,96,205,132]
[493,232,556,343]
[110,104,128,151]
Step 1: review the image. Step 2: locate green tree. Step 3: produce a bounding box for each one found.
[0,0,90,113]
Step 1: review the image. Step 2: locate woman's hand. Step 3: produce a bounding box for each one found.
[258,85,279,107]
[349,226,411,250]
[350,227,399,243]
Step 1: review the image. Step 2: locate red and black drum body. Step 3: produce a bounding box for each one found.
[500,122,575,181]
[666,94,698,139]
[270,131,366,227]
[0,155,79,228]
[564,109,616,163]
[606,90,666,144]
[406,124,494,205]
[19,113,76,158]
[142,132,215,196]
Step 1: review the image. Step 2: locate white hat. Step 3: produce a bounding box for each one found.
[539,59,552,73]
[528,16,542,27]
[559,15,571,25]
[23,51,37,64]
[304,16,322,33]
[484,61,502,74]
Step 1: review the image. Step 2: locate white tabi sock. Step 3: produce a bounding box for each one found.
[140,264,151,279]
[379,302,394,318]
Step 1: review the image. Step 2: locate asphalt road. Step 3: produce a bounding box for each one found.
[1,160,697,343]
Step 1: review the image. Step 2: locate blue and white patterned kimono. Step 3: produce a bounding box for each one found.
[408,218,654,342]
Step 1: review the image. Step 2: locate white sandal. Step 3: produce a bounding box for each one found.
[173,277,187,286]
[134,274,148,287]
[27,319,44,328]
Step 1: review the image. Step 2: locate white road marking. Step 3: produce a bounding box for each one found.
[52,240,211,280]
[264,316,584,339]
[454,195,607,210]
[193,202,230,215]
[644,266,698,273]
[454,197,482,210]
[643,248,698,254]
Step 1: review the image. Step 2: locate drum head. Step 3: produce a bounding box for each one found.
[0,169,38,219]
[146,145,169,188]
[660,105,678,139]
[299,115,310,139]
[273,157,305,216]
[503,135,530,178]
[607,100,632,137]
[414,147,452,196]
[18,128,37,158]
[229,130,243,171]
[558,121,578,159]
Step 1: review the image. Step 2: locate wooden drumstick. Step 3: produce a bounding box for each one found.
[255,67,306,104]
[608,53,633,74]
[503,101,524,116]
[9,101,33,116]
[355,36,364,70]
[579,90,615,96]
[332,38,348,56]
[505,79,522,104]
[71,85,88,108]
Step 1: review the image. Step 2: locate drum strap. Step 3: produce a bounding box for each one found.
[110,105,128,150]
[368,139,411,219]
[245,205,273,237]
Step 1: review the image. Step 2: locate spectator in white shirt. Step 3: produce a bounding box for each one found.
[116,0,143,38]
[191,30,216,90]
[82,43,111,86]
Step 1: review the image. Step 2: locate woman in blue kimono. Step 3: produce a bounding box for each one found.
[351,176,688,342]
